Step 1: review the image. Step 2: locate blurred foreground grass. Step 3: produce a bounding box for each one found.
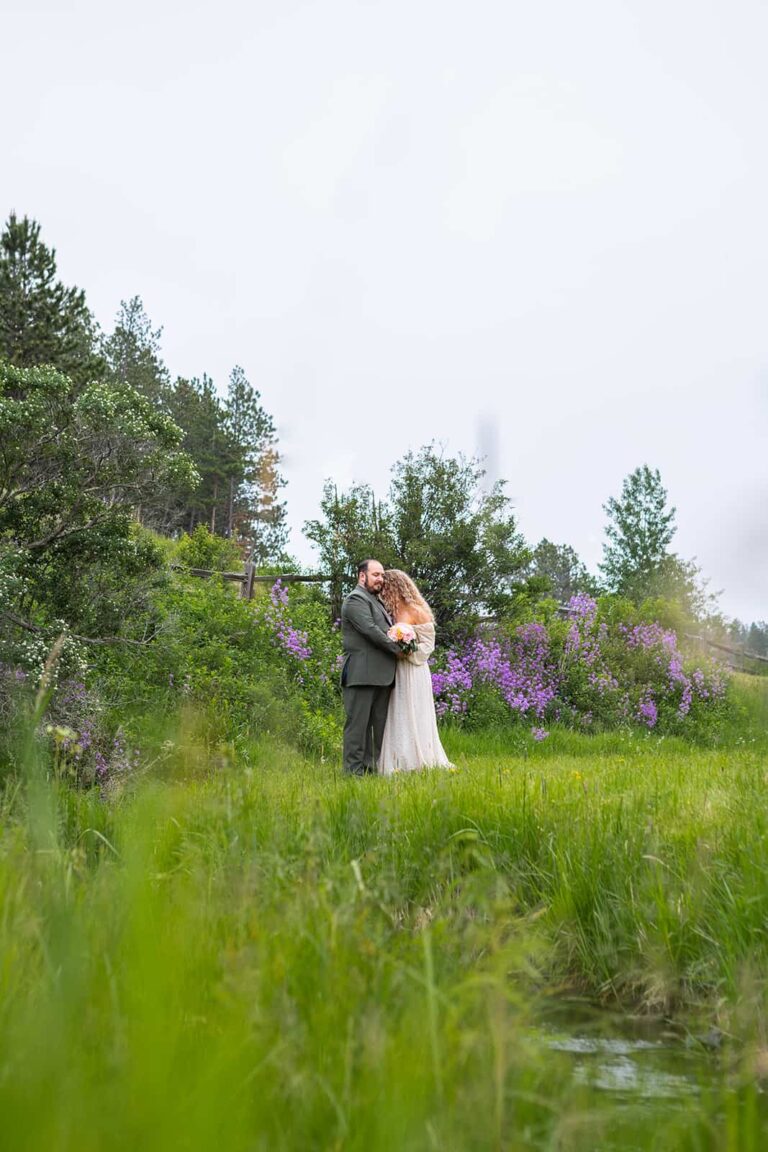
[1,680,768,1150]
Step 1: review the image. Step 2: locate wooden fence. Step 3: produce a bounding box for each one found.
[685,633,768,674]
[170,564,343,615]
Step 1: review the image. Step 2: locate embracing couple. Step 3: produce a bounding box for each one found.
[340,558,454,776]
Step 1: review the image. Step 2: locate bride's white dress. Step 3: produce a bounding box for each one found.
[379,622,454,774]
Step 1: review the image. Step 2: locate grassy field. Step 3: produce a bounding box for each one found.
[1,677,767,1150]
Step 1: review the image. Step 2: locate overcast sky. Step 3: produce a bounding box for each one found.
[4,0,766,622]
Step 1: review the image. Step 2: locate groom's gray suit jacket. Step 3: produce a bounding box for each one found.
[340,586,401,687]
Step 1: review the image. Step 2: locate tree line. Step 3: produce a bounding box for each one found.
[1,211,764,657]
[0,212,286,560]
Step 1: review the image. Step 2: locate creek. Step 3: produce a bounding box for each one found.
[533,999,766,1148]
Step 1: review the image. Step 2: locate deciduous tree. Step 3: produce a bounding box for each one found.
[305,444,532,633]
[0,360,197,636]
[529,539,599,603]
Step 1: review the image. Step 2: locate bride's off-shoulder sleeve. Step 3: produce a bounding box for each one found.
[407,626,435,666]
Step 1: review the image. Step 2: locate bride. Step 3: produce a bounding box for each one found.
[378,569,454,774]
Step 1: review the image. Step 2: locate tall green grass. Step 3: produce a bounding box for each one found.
[2,681,768,1150]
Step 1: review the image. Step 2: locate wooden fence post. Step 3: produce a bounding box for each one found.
[242,561,256,601]
[330,573,344,623]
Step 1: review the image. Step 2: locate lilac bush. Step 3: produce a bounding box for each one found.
[615,613,726,724]
[431,624,558,726]
[264,582,727,742]
[431,594,727,737]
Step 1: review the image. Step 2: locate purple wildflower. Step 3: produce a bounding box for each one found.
[636,690,658,728]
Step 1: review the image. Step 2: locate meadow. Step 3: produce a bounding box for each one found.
[1,676,767,1151]
[4,210,768,1151]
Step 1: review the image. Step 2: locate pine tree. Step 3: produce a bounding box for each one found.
[224,365,286,560]
[600,465,676,598]
[248,443,288,562]
[166,375,232,534]
[599,465,712,617]
[0,213,103,385]
[156,368,287,557]
[102,296,170,408]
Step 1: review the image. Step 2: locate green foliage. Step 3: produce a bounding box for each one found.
[173,524,242,572]
[0,213,103,386]
[102,295,170,409]
[0,360,197,638]
[528,538,599,603]
[305,444,532,635]
[553,597,730,736]
[746,620,768,656]
[94,574,342,756]
[225,364,287,560]
[599,465,712,619]
[303,480,396,581]
[165,369,287,559]
[458,683,512,730]
[646,554,714,619]
[0,215,288,559]
[635,595,690,635]
[258,580,343,752]
[390,446,532,628]
[165,373,227,531]
[101,298,290,557]
[0,361,196,553]
[98,577,293,739]
[39,523,169,640]
[728,617,768,658]
[600,464,674,598]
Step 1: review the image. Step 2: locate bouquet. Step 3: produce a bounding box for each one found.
[388,622,418,654]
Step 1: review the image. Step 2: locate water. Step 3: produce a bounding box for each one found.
[531,999,765,1150]
[543,1006,713,1099]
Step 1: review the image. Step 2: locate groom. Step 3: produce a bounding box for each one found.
[340,558,402,776]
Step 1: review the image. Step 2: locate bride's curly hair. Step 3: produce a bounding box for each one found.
[381,569,434,622]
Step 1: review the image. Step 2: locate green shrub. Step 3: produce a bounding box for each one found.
[93,572,343,763]
[173,525,243,572]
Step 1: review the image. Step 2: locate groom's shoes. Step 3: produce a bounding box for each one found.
[344,764,375,777]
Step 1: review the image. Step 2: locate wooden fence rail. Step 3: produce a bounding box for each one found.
[685,633,768,671]
[170,564,340,612]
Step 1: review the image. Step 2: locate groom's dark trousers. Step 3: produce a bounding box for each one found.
[340,586,401,776]
[342,685,392,776]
